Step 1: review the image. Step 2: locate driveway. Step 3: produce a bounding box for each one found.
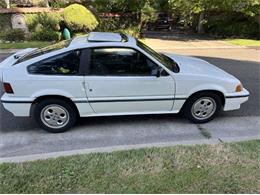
[0,44,259,162]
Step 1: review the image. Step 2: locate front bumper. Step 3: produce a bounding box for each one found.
[223,88,250,111]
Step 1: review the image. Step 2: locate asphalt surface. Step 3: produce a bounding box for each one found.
[0,48,259,160]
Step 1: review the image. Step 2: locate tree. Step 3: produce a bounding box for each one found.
[169,0,260,33]
[139,1,157,31]
[4,0,10,8]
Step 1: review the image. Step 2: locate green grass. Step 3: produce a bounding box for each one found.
[0,140,259,193]
[225,39,260,47]
[0,41,51,49]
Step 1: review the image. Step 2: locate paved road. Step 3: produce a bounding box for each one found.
[0,48,259,160]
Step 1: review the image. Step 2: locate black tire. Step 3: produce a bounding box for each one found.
[183,92,222,123]
[33,98,77,133]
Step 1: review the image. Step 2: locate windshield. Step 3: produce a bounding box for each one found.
[15,39,72,64]
[136,40,179,73]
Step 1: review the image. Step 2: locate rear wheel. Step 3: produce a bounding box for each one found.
[34,99,77,133]
[183,92,222,123]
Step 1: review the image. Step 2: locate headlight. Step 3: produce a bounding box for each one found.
[235,84,243,92]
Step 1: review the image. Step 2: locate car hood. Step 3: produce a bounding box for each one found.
[164,53,236,79]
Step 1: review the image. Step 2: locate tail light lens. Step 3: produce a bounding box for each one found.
[3,83,14,94]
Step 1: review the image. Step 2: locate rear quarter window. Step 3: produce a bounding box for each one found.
[27,50,81,75]
[15,39,72,64]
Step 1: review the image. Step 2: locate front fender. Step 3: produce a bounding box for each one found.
[186,83,227,98]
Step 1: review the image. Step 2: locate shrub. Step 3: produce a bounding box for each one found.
[25,13,62,41]
[31,30,61,41]
[0,14,11,31]
[25,13,62,32]
[49,0,68,8]
[0,1,7,8]
[205,14,259,39]
[3,29,26,41]
[63,4,99,32]
[117,26,140,38]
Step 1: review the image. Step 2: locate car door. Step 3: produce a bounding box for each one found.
[84,47,175,114]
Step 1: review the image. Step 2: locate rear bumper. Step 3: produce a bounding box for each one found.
[224,88,249,111]
[2,102,31,116]
[1,94,32,117]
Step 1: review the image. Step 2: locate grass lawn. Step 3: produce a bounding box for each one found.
[225,39,260,47]
[0,41,51,49]
[0,140,259,193]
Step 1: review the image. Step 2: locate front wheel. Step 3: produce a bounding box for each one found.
[183,93,222,123]
[33,99,77,133]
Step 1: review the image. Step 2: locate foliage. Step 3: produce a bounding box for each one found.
[0,41,51,49]
[0,14,11,32]
[168,0,260,37]
[90,0,146,13]
[205,14,259,38]
[63,4,99,32]
[48,0,68,8]
[140,2,157,29]
[169,0,260,16]
[117,26,140,37]
[225,39,260,46]
[0,1,7,8]
[25,13,62,32]
[30,30,61,41]
[2,29,26,41]
[24,13,63,41]
[96,18,140,37]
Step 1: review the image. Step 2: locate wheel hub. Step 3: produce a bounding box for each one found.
[191,97,216,120]
[41,105,69,129]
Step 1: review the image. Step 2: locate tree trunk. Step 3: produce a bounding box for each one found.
[5,0,10,8]
[44,0,49,7]
[198,12,205,34]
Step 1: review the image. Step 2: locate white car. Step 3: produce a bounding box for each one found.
[0,32,249,133]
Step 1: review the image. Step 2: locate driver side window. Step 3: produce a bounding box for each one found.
[27,50,81,75]
[89,47,159,76]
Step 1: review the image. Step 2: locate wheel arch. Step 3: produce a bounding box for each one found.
[30,95,80,117]
[181,90,225,112]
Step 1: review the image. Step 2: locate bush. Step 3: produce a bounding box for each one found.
[25,13,62,32]
[25,13,62,41]
[63,4,98,32]
[49,0,68,8]
[205,15,259,39]
[117,26,140,38]
[0,1,6,8]
[3,29,26,41]
[0,14,11,32]
[31,30,61,41]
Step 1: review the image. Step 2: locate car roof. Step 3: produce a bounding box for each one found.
[88,32,124,42]
[69,32,136,48]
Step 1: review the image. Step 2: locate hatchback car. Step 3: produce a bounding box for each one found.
[0,32,249,133]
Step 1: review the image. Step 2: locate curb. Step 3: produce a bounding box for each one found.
[0,139,219,163]
[1,136,258,163]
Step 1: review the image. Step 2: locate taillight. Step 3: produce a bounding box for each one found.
[3,83,14,94]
